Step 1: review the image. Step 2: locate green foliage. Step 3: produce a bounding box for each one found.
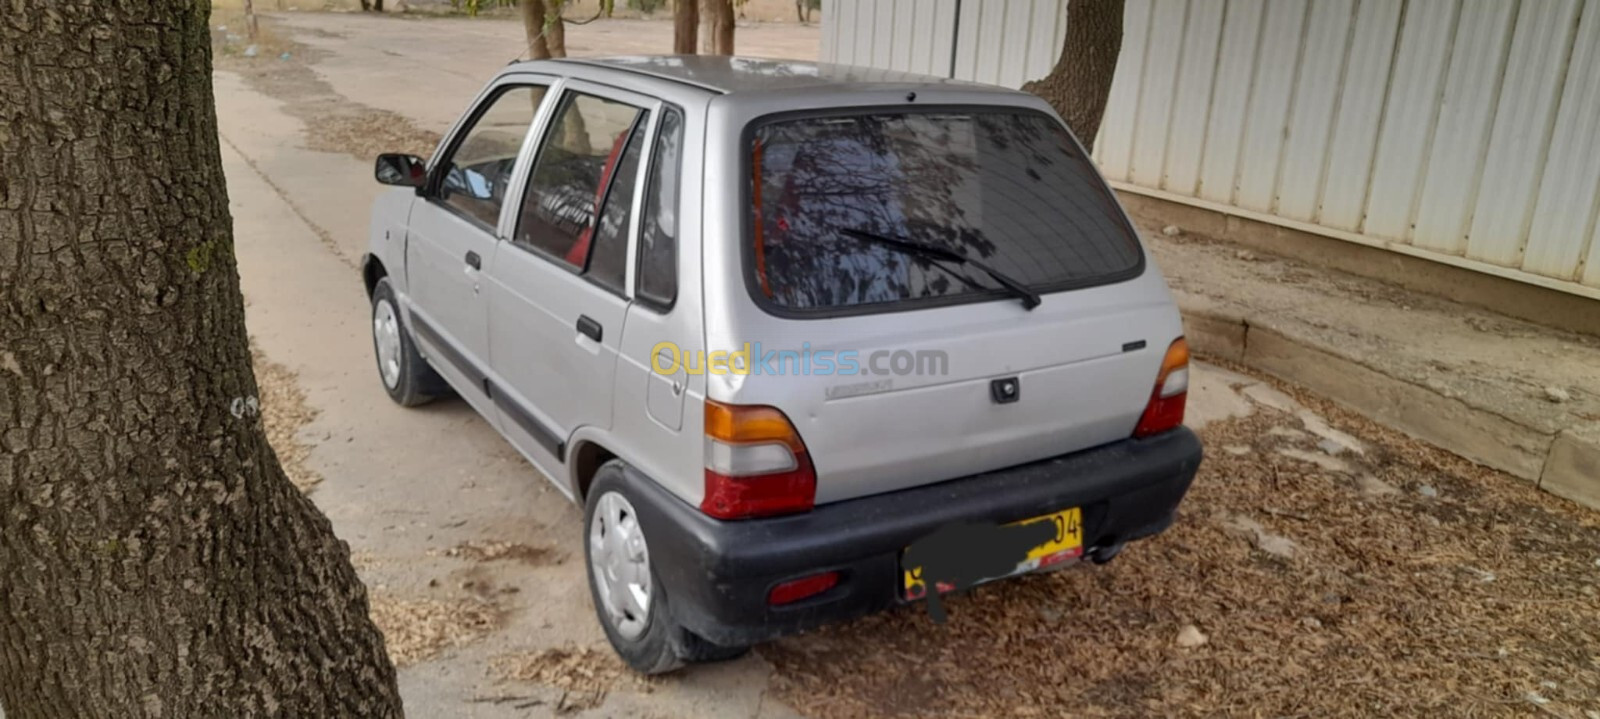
[623,0,664,13]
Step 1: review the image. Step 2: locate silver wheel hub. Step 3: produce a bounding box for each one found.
[373,299,402,390]
[589,491,652,640]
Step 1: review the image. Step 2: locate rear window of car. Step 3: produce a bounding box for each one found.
[747,109,1143,313]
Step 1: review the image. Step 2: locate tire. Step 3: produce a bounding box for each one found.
[678,631,752,663]
[370,277,450,407]
[584,461,750,674]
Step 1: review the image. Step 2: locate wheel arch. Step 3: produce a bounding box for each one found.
[567,436,619,503]
[362,253,388,298]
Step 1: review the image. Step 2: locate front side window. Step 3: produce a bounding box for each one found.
[516,91,647,282]
[437,84,547,228]
[749,110,1143,312]
[637,108,684,308]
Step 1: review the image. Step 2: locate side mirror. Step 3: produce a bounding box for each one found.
[374,153,426,189]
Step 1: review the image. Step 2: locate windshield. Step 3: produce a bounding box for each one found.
[748,109,1143,312]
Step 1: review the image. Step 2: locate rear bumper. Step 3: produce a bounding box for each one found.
[623,428,1203,647]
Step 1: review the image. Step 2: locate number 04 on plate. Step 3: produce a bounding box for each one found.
[902,507,1084,600]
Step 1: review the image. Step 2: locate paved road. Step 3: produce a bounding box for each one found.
[213,11,1250,718]
[273,11,821,134]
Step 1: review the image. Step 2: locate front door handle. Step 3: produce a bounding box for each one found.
[576,315,602,342]
[464,250,482,270]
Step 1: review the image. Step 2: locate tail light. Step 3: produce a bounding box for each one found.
[702,400,816,519]
[768,571,839,606]
[1133,338,1189,438]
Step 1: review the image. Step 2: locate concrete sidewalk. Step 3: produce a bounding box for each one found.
[1123,205,1600,510]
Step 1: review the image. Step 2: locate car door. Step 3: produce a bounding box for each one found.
[609,105,713,503]
[486,81,659,470]
[404,78,552,421]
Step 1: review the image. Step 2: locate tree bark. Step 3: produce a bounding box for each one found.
[0,2,403,717]
[701,0,734,55]
[673,0,698,54]
[523,0,551,58]
[522,0,566,59]
[1022,0,1125,153]
[545,1,567,58]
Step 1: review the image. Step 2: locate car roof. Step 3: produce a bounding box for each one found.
[513,55,1017,97]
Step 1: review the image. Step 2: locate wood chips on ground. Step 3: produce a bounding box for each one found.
[369,595,502,667]
[491,646,625,713]
[761,369,1600,718]
[438,539,557,565]
[304,109,441,163]
[252,347,322,492]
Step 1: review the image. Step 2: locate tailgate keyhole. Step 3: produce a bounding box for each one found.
[990,377,1020,404]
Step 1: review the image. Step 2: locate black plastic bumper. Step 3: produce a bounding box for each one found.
[622,427,1204,646]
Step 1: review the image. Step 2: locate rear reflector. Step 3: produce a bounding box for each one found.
[768,571,840,606]
[1134,338,1189,438]
[702,400,816,520]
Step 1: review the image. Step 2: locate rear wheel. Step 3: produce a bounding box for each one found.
[370,277,449,407]
[584,462,749,674]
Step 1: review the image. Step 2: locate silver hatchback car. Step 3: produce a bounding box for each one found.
[364,56,1202,674]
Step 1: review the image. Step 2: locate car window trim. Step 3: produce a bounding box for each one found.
[632,105,684,314]
[503,78,665,301]
[579,109,650,297]
[422,75,558,238]
[735,104,1148,320]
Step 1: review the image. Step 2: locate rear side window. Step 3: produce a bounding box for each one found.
[586,117,648,294]
[437,85,547,228]
[637,108,684,308]
[516,91,646,280]
[748,110,1142,312]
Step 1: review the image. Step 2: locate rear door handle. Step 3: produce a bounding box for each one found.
[576,315,602,342]
[464,250,481,270]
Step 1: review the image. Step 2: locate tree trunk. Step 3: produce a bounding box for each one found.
[701,0,734,55]
[522,0,566,59]
[523,0,551,58]
[673,0,698,54]
[0,2,403,717]
[245,0,259,39]
[545,1,567,59]
[1022,0,1125,153]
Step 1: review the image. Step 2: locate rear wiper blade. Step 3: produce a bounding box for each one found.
[841,227,1042,310]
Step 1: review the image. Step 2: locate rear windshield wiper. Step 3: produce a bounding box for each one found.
[841,227,1042,310]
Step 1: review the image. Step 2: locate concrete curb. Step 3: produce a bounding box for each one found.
[1181,306,1600,510]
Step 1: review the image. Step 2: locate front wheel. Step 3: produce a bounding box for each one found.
[584,462,749,674]
[370,277,449,407]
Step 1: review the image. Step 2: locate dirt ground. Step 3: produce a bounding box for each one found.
[761,372,1600,718]
[217,12,1600,718]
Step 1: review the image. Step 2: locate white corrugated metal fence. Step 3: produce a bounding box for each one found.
[821,0,1600,298]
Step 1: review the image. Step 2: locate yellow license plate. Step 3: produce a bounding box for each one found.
[902,507,1083,600]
